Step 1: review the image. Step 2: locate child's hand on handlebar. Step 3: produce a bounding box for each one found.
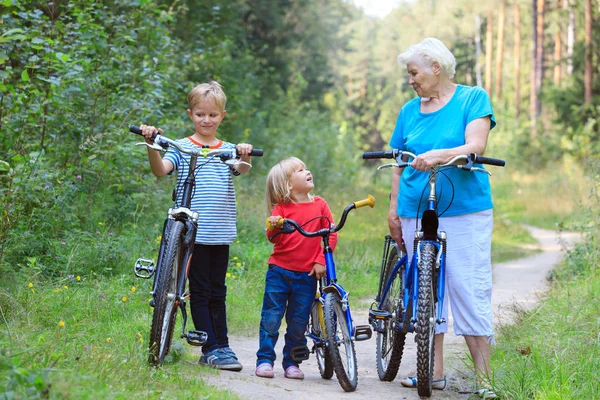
[308,263,326,279]
[236,143,253,158]
[139,124,162,145]
[266,216,283,231]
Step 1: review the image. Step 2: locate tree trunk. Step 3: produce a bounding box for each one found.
[566,0,575,75]
[514,1,521,118]
[553,0,562,85]
[533,0,544,118]
[485,9,493,95]
[475,15,483,87]
[529,0,538,132]
[584,0,592,104]
[495,0,506,99]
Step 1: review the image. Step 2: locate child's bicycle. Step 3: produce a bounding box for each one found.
[266,195,375,392]
[129,125,263,367]
[362,150,505,397]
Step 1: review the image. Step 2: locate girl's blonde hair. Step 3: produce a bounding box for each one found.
[265,157,313,213]
[187,81,227,111]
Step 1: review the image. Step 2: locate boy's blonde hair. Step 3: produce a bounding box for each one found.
[265,157,313,213]
[187,81,227,111]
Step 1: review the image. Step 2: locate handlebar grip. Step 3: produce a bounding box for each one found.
[266,217,285,231]
[250,149,264,157]
[472,154,506,167]
[129,125,159,142]
[362,151,395,159]
[353,194,375,209]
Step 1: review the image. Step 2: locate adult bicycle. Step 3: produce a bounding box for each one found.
[266,195,375,392]
[362,150,505,397]
[129,125,263,366]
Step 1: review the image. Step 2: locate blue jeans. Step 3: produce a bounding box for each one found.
[256,264,316,370]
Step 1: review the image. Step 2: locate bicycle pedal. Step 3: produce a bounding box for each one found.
[369,309,392,320]
[290,345,310,362]
[185,330,208,346]
[354,325,373,341]
[134,258,155,279]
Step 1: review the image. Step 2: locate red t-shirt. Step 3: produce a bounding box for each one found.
[266,196,338,273]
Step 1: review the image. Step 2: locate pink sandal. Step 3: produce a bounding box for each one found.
[284,365,304,380]
[255,363,274,378]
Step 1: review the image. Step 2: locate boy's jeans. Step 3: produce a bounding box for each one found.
[256,264,316,370]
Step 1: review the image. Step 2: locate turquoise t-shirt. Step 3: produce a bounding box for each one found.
[389,85,497,218]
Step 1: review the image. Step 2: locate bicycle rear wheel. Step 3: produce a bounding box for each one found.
[376,245,408,381]
[324,292,358,392]
[415,242,438,397]
[148,220,184,366]
[309,298,334,379]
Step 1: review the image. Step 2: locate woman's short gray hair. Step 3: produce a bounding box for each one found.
[398,38,456,79]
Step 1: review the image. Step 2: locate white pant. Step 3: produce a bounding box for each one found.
[401,209,494,338]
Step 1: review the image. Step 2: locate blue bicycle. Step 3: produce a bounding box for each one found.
[362,150,505,397]
[266,195,375,392]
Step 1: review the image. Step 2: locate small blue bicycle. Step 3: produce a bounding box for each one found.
[362,150,505,397]
[266,195,375,392]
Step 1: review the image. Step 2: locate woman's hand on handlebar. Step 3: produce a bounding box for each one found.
[139,124,162,145]
[411,149,448,171]
[308,263,326,279]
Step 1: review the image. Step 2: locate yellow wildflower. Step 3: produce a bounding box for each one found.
[98,222,104,226]
[131,286,136,293]
[28,282,33,288]
[76,276,81,281]
[122,296,127,302]
[226,273,231,278]
[236,262,241,267]
[63,285,68,290]
[59,321,65,328]
[233,256,238,260]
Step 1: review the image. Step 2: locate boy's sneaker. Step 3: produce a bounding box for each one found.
[220,347,239,360]
[199,348,243,371]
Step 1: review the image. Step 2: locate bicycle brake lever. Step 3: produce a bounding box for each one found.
[377,163,397,171]
[136,142,164,151]
[225,160,252,168]
[472,167,492,175]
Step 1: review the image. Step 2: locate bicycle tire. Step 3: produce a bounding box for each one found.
[148,220,184,366]
[309,299,334,379]
[375,245,408,381]
[324,292,358,392]
[415,242,438,397]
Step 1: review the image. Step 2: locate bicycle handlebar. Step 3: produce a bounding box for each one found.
[129,125,264,157]
[362,150,505,168]
[265,194,375,237]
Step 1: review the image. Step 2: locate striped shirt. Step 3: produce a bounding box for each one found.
[163,137,238,245]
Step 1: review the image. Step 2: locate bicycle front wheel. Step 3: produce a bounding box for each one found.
[324,292,358,392]
[415,242,438,397]
[376,245,407,381]
[309,299,334,379]
[148,220,184,366]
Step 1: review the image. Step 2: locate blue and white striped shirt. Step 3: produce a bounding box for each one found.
[163,138,238,245]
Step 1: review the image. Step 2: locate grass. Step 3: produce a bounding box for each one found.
[1,163,591,398]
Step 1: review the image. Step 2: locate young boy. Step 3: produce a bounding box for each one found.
[139,81,255,371]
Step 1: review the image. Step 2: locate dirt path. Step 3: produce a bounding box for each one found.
[194,226,581,399]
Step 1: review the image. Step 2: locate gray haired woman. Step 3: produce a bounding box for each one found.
[388,37,498,399]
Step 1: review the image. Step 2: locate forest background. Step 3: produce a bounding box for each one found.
[1,0,599,398]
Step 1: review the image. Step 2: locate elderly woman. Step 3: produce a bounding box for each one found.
[388,38,498,399]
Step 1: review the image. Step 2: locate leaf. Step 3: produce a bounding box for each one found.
[56,52,70,63]
[0,160,10,173]
[21,69,30,82]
